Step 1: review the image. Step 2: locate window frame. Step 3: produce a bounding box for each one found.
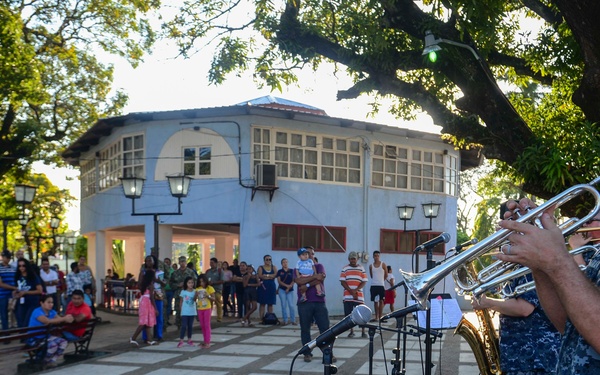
[272,224,346,252]
[380,229,446,255]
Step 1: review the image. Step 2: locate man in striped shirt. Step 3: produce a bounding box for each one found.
[0,250,17,331]
[339,251,368,338]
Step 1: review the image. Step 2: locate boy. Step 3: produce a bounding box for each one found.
[295,248,324,302]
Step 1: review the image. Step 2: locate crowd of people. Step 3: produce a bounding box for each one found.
[0,249,95,367]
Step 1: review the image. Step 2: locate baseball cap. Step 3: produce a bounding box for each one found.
[297,248,309,256]
[348,251,359,260]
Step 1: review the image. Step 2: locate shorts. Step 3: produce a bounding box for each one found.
[370,286,385,302]
[343,301,363,316]
[244,287,258,302]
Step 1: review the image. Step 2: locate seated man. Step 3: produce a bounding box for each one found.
[62,290,93,341]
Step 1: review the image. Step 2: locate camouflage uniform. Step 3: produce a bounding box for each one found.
[499,274,561,374]
[169,267,197,327]
[556,254,600,374]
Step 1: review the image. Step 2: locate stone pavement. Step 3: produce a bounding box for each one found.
[4,309,482,375]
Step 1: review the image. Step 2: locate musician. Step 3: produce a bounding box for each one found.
[471,203,561,374]
[498,200,600,374]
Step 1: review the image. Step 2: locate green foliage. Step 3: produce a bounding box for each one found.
[112,240,125,278]
[0,0,159,176]
[160,0,600,201]
[186,243,201,272]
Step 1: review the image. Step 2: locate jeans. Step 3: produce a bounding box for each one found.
[297,302,330,355]
[0,297,9,330]
[143,299,163,340]
[165,290,174,319]
[222,283,233,315]
[235,284,245,318]
[278,288,295,323]
[180,315,194,340]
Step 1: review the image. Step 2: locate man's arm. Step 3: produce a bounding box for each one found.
[0,276,16,291]
[473,295,535,317]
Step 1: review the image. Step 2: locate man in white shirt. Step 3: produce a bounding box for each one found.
[40,257,60,311]
[369,250,388,321]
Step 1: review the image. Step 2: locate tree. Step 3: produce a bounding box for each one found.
[0,1,159,177]
[0,172,75,259]
[164,0,600,212]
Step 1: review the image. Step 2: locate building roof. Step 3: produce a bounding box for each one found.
[62,96,481,170]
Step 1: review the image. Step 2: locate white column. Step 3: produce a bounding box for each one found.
[124,238,144,279]
[92,231,107,302]
[215,236,235,264]
[158,224,173,262]
[201,240,212,273]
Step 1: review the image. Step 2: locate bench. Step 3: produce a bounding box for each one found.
[0,325,51,367]
[61,317,99,357]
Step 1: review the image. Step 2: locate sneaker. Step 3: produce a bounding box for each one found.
[299,296,307,303]
[201,342,210,348]
[187,340,194,346]
[177,341,184,348]
[145,341,157,346]
[347,332,355,338]
[241,320,247,327]
[361,332,367,338]
[316,292,326,297]
[129,338,139,346]
[291,322,298,326]
[304,354,312,362]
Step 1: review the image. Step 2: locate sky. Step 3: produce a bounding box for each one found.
[34,35,441,233]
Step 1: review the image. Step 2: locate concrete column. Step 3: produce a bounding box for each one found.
[158,224,173,262]
[92,231,107,302]
[124,238,144,279]
[215,236,235,264]
[201,240,212,273]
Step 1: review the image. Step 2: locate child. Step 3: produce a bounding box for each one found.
[242,265,260,327]
[178,276,197,347]
[195,274,215,348]
[83,285,97,317]
[129,270,158,346]
[295,248,324,303]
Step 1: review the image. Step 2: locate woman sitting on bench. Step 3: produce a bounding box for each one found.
[29,294,74,367]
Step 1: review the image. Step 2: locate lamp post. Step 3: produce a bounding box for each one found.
[33,213,61,264]
[120,175,192,258]
[397,201,442,375]
[2,184,37,252]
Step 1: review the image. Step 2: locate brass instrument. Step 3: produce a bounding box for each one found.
[454,309,503,375]
[400,177,600,306]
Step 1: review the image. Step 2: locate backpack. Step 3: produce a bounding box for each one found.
[262,312,280,325]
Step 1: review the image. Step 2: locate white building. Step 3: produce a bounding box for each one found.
[63,96,477,315]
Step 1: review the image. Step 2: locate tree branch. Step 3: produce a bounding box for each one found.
[488,50,554,85]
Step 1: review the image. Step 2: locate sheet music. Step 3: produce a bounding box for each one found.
[410,297,463,329]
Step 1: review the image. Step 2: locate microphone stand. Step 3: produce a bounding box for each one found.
[321,342,337,375]
[424,248,438,375]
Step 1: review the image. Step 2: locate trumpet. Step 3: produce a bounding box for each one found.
[471,244,600,298]
[400,177,600,307]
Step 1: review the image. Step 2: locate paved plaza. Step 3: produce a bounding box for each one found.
[3,309,482,375]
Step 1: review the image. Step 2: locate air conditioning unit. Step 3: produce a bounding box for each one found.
[255,164,277,187]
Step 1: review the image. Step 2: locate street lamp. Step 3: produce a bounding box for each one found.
[422,30,481,63]
[2,184,37,252]
[120,175,193,258]
[396,202,442,269]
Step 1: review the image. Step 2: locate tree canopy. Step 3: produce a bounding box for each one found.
[0,0,159,177]
[164,0,600,208]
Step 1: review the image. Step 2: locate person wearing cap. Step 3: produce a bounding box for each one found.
[295,246,335,363]
[295,248,324,303]
[0,250,18,331]
[169,256,197,328]
[339,251,368,338]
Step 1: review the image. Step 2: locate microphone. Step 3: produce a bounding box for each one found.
[454,238,478,253]
[414,233,451,252]
[387,280,406,291]
[380,301,430,322]
[298,304,371,354]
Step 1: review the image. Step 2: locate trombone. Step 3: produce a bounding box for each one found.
[399,177,600,307]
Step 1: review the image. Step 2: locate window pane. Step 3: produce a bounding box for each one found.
[323,227,344,250]
[350,141,360,153]
[184,163,195,175]
[290,164,303,178]
[291,149,303,163]
[306,135,317,147]
[123,137,132,151]
[349,155,360,169]
[384,174,395,187]
[435,153,443,164]
[373,144,383,156]
[199,163,211,175]
[435,166,444,179]
[263,129,270,143]
[275,146,288,161]
[322,167,333,181]
[322,152,333,166]
[398,148,408,159]
[335,168,347,182]
[382,232,398,252]
[134,135,143,149]
[306,150,317,164]
[385,160,396,173]
[423,164,433,178]
[397,176,407,189]
[412,150,421,161]
[411,177,421,190]
[373,159,383,172]
[274,226,297,249]
[199,147,211,160]
[184,148,195,161]
[349,170,360,183]
[411,163,422,176]
[335,154,347,167]
[262,145,270,159]
[291,134,302,146]
[423,178,433,191]
[276,163,288,177]
[385,146,396,158]
[322,137,333,149]
[276,132,287,144]
[398,161,408,174]
[300,227,320,248]
[336,139,346,151]
[253,128,261,142]
[424,152,432,163]
[305,166,317,180]
[434,180,444,192]
[372,173,383,186]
